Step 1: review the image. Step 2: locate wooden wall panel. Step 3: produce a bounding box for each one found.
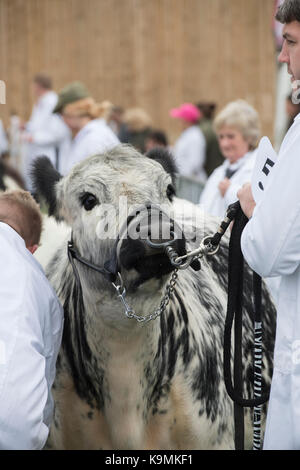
[0,0,276,142]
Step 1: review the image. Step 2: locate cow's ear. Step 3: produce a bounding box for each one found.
[146,148,177,185]
[31,156,62,218]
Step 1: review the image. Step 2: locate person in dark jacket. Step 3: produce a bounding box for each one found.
[196,102,223,177]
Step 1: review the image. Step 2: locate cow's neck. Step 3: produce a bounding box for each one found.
[79,282,167,448]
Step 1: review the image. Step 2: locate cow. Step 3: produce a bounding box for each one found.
[31,145,276,450]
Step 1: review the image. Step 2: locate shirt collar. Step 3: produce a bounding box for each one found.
[224,150,253,171]
[0,221,45,274]
[72,119,97,144]
[294,112,300,122]
[0,221,26,248]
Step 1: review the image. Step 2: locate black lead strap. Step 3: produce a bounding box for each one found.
[223,203,270,450]
[68,237,119,283]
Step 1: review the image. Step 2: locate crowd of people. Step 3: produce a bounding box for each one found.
[0,73,234,200]
[0,72,296,216]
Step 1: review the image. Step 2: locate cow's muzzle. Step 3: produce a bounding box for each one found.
[115,204,199,283]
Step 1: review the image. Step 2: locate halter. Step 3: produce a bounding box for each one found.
[67,203,189,323]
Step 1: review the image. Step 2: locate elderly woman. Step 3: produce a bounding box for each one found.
[199,100,260,217]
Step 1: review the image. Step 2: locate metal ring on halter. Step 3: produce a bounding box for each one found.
[165,246,193,269]
[173,235,219,265]
[201,236,220,256]
[146,232,192,270]
[145,231,179,249]
[112,272,124,292]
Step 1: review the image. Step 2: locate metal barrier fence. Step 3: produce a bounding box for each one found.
[174,174,204,205]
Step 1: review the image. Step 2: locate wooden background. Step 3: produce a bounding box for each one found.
[0,0,277,142]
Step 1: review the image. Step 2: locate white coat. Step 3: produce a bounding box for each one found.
[0,222,64,449]
[199,150,257,218]
[25,91,60,163]
[173,125,207,183]
[241,113,300,450]
[24,91,70,189]
[61,118,119,175]
[0,120,8,156]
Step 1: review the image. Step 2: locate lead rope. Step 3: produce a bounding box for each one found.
[252,272,263,450]
[223,203,269,450]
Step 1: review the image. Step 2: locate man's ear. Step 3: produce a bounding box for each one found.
[145,148,178,185]
[31,156,62,218]
[27,244,38,255]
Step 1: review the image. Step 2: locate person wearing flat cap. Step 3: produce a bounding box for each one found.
[53,81,119,175]
[170,103,207,183]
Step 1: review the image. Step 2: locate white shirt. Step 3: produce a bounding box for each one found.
[173,125,207,183]
[61,118,119,175]
[0,120,8,156]
[24,92,70,188]
[241,113,300,450]
[0,223,63,449]
[199,150,257,218]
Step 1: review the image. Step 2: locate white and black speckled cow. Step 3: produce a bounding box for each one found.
[31,145,276,450]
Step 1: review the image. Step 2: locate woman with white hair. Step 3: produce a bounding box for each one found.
[199,100,261,218]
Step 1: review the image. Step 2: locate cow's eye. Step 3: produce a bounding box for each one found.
[166,184,175,201]
[80,192,98,211]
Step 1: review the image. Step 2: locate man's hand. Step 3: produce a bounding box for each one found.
[237,183,256,219]
[218,178,231,197]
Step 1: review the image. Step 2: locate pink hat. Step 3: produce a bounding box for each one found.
[170,103,201,123]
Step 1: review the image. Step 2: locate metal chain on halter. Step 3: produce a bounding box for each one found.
[112,201,241,325]
[168,201,241,269]
[112,268,179,324]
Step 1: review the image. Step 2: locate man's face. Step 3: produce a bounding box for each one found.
[279,21,300,83]
[32,82,44,99]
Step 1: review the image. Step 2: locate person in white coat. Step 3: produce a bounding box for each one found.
[170,103,207,183]
[0,120,8,157]
[238,0,300,449]
[22,74,70,188]
[0,190,63,449]
[53,82,119,175]
[200,100,261,218]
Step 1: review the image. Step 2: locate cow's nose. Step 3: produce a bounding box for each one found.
[128,210,186,255]
[116,208,187,273]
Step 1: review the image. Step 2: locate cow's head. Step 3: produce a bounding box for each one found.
[32,145,187,291]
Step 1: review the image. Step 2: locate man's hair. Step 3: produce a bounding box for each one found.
[0,190,42,247]
[276,0,300,24]
[33,73,52,90]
